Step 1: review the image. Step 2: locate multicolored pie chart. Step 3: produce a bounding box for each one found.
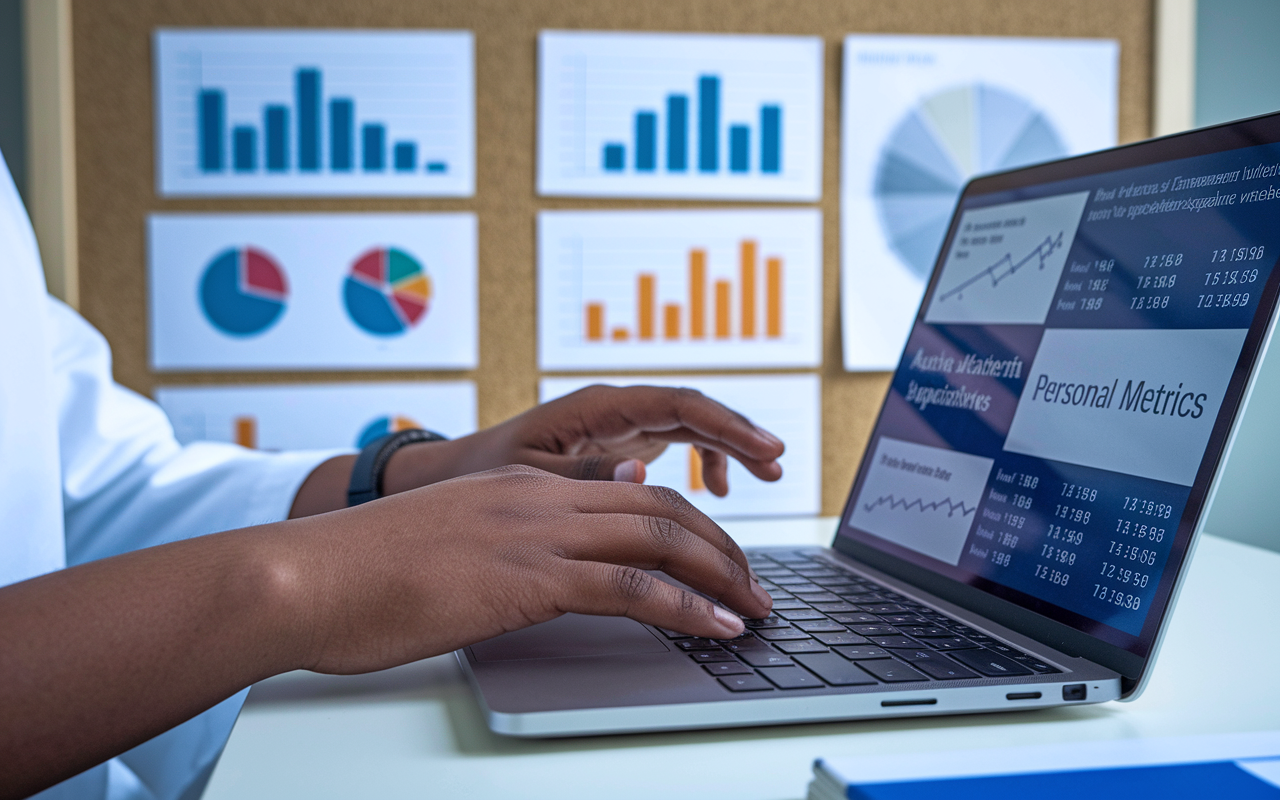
[199,247,289,336]
[343,247,432,336]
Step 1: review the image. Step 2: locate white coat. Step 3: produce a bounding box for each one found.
[0,152,339,798]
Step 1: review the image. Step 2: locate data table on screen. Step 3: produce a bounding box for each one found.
[155,30,474,196]
[537,31,822,200]
[538,209,821,370]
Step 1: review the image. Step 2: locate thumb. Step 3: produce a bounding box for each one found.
[520,451,648,483]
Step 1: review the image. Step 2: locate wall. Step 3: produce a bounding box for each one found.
[0,0,24,199]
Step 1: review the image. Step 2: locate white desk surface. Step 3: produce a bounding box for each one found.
[204,518,1280,800]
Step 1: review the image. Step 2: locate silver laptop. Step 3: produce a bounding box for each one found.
[461,111,1280,737]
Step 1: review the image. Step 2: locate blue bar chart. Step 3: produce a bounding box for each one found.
[155,30,475,196]
[538,31,822,200]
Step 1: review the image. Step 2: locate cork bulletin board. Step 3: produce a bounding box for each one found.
[70,0,1155,515]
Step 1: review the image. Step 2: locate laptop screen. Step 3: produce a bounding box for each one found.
[836,115,1280,663]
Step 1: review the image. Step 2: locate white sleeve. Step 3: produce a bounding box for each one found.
[49,298,346,566]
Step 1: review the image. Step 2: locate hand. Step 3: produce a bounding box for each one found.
[281,465,774,674]
[383,385,786,499]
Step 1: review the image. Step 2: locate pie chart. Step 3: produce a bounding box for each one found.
[356,415,422,448]
[199,247,288,337]
[874,84,1067,280]
[343,247,432,336]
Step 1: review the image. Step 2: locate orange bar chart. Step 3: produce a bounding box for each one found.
[580,239,783,345]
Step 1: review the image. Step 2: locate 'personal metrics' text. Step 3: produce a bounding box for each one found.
[1028,375,1207,419]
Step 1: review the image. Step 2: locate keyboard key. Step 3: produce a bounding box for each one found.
[850,624,898,636]
[753,568,792,578]
[797,620,848,633]
[704,661,754,676]
[862,604,910,614]
[776,640,830,654]
[869,635,921,649]
[985,642,1020,656]
[719,674,773,692]
[676,638,723,651]
[880,614,930,625]
[814,631,871,646]
[756,627,812,641]
[894,649,980,680]
[744,615,791,629]
[792,570,841,579]
[770,599,812,610]
[777,608,828,621]
[829,612,882,625]
[758,666,825,689]
[897,626,950,638]
[833,645,891,660]
[656,627,692,639]
[856,658,928,682]
[771,552,814,563]
[689,651,737,663]
[795,653,879,686]
[772,576,816,586]
[792,592,842,603]
[722,638,771,653]
[810,602,858,613]
[842,592,888,603]
[813,579,860,590]
[766,589,795,600]
[921,637,981,651]
[949,649,1034,677]
[737,650,795,667]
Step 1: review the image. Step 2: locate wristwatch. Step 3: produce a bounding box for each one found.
[347,428,447,507]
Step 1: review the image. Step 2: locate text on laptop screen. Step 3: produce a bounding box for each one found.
[839,139,1280,655]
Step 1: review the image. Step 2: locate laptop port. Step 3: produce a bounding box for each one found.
[1063,683,1088,701]
[1006,692,1042,700]
[880,698,937,707]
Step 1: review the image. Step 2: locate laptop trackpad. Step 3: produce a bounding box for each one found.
[470,613,670,662]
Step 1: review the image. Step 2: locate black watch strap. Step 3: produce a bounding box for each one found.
[347,428,447,507]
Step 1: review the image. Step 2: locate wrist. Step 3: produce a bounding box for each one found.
[379,436,462,495]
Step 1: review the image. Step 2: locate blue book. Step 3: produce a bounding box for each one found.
[809,732,1280,800]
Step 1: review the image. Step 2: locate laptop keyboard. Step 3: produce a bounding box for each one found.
[656,550,1061,693]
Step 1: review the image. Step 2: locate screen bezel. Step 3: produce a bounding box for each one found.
[831,110,1280,692]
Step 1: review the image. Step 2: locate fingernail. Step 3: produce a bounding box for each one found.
[752,581,773,608]
[713,605,745,636]
[612,459,641,483]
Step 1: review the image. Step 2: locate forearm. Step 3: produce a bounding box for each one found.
[0,523,309,799]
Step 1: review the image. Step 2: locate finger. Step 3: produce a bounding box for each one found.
[516,451,655,483]
[558,561,745,639]
[697,446,731,497]
[557,510,771,618]
[559,385,785,466]
[566,481,752,581]
[604,423,782,483]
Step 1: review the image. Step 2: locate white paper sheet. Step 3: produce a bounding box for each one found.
[537,31,822,200]
[840,35,1118,370]
[537,209,822,370]
[154,29,474,197]
[156,381,477,451]
[539,374,820,519]
[149,213,477,370]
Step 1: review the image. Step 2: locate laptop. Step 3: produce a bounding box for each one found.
[460,111,1280,737]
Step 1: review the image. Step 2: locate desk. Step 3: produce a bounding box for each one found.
[204,518,1280,800]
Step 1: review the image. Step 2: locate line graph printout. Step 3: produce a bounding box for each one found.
[925,191,1090,325]
[840,34,1117,370]
[851,436,993,566]
[538,209,821,370]
[538,31,823,200]
[155,30,474,196]
[540,374,820,519]
[156,381,477,451]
